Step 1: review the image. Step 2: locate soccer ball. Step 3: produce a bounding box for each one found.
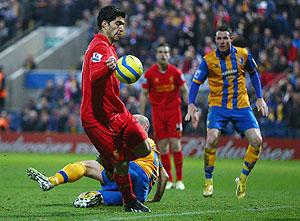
[115,55,143,84]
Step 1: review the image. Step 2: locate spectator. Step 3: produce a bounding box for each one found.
[23,54,37,70]
[0,65,7,110]
[0,110,9,132]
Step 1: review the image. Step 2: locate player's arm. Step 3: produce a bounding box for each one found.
[245,52,269,117]
[139,88,148,115]
[185,60,208,126]
[180,82,189,104]
[150,165,169,202]
[140,74,150,115]
[90,44,116,82]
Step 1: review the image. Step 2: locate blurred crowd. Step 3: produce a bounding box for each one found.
[0,0,299,138]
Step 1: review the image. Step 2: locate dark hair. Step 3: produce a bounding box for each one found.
[216,25,233,36]
[156,43,170,51]
[97,5,125,30]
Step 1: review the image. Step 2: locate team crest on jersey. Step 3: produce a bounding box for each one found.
[194,70,201,78]
[238,57,244,65]
[91,52,102,62]
[154,77,159,83]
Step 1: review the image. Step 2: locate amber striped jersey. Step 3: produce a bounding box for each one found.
[193,46,257,109]
[133,138,161,187]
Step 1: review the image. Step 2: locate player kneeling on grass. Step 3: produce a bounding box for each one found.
[27,115,169,209]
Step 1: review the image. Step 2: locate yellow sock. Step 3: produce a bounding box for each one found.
[204,147,216,179]
[240,145,261,182]
[48,162,87,186]
[204,147,216,167]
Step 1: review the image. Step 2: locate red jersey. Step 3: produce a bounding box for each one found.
[142,64,185,109]
[80,34,125,127]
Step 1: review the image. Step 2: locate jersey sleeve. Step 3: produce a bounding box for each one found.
[192,59,208,84]
[244,50,257,74]
[89,43,112,82]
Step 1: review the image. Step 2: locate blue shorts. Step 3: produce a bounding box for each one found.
[99,162,150,205]
[207,106,259,133]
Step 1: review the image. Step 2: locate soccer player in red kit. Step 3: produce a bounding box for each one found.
[80,5,152,212]
[140,43,188,190]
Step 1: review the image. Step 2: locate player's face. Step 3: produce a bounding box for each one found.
[156,46,170,65]
[105,16,125,43]
[215,31,232,52]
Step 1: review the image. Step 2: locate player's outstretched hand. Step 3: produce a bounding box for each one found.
[256,98,269,117]
[185,103,200,128]
[106,56,116,70]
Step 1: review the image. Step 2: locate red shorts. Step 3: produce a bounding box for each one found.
[84,110,147,164]
[152,106,182,140]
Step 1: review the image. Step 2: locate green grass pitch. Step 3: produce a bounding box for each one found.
[0,152,300,220]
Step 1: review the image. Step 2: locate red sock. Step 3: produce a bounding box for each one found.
[161,153,173,182]
[173,151,183,181]
[113,173,136,204]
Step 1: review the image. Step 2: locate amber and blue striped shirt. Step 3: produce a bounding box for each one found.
[191,46,258,109]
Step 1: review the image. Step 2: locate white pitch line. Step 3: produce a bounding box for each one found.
[105,205,298,221]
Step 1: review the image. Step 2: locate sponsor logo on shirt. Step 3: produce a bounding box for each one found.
[91,52,102,62]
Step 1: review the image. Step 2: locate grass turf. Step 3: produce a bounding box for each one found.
[0,152,299,220]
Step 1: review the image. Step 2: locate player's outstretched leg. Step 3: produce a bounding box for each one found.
[124,199,151,212]
[27,167,54,191]
[73,191,103,208]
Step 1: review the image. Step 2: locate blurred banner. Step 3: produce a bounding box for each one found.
[0,132,299,160]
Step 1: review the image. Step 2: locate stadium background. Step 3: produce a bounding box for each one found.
[0,0,299,155]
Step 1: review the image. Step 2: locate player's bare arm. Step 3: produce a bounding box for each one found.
[139,89,149,115]
[149,166,169,202]
[180,83,189,104]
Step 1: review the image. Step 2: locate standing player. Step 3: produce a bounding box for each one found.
[185,25,268,199]
[27,115,169,208]
[80,6,152,212]
[140,43,188,190]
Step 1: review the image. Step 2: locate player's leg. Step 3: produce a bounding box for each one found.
[82,160,104,182]
[113,160,151,212]
[203,107,226,197]
[203,128,221,197]
[235,128,262,199]
[74,169,118,208]
[168,107,185,190]
[170,138,185,190]
[151,108,174,189]
[124,112,152,159]
[128,162,150,203]
[27,161,87,191]
[234,108,262,199]
[157,138,173,189]
[84,125,143,211]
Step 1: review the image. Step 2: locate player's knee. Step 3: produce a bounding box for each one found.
[206,135,218,148]
[170,138,181,152]
[250,135,262,148]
